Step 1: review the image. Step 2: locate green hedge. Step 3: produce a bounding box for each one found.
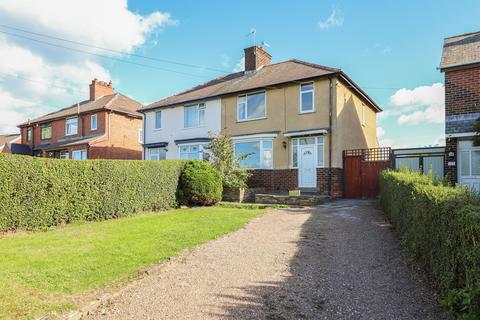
[180,161,222,206]
[379,170,480,319]
[0,154,187,232]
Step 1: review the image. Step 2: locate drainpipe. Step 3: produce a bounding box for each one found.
[328,78,333,196]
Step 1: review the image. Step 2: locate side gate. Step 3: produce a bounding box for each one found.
[343,147,392,198]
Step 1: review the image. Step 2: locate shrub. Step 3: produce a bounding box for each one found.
[379,169,480,319]
[207,133,250,189]
[0,154,187,232]
[180,160,222,206]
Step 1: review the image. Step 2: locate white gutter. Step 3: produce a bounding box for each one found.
[446,132,476,138]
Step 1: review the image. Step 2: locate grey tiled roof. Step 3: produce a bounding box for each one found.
[440,31,480,70]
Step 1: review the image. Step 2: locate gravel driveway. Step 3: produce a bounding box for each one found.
[88,200,450,320]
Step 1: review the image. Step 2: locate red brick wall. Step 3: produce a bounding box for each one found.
[89,112,142,160]
[244,46,272,71]
[445,67,480,116]
[247,168,344,197]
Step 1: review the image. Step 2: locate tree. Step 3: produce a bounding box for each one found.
[206,133,250,189]
[474,118,480,147]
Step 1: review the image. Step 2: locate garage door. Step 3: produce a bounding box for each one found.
[458,140,480,192]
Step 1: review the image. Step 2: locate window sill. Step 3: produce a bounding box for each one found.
[153,128,162,131]
[299,110,315,115]
[65,133,77,136]
[183,125,206,130]
[236,117,267,123]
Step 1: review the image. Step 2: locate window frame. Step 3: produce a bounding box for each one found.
[65,117,78,136]
[138,128,143,144]
[299,82,315,114]
[40,124,52,140]
[234,139,273,169]
[26,127,32,142]
[184,103,206,129]
[71,150,87,160]
[178,143,207,160]
[59,150,69,160]
[154,111,162,130]
[460,149,480,178]
[237,91,267,122]
[91,113,98,131]
[147,147,167,161]
[291,136,325,168]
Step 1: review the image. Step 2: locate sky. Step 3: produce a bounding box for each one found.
[0,0,479,148]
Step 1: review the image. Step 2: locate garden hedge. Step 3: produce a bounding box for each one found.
[379,170,480,319]
[0,154,188,232]
[180,160,222,206]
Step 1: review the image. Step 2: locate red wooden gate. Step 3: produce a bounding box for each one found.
[343,148,391,198]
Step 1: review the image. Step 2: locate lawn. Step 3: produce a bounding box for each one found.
[0,206,265,319]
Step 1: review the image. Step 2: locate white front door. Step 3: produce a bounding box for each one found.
[299,145,316,188]
[458,140,480,192]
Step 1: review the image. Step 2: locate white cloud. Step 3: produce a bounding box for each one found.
[233,57,245,72]
[221,54,230,68]
[376,127,385,138]
[385,83,445,125]
[318,8,344,30]
[0,0,175,134]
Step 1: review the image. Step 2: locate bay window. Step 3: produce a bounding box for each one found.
[66,117,78,135]
[234,140,273,169]
[148,147,166,160]
[179,144,207,160]
[184,104,206,128]
[237,92,266,121]
[300,83,314,113]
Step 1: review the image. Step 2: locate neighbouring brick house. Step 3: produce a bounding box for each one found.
[17,79,143,160]
[141,46,381,196]
[0,133,20,153]
[440,31,480,190]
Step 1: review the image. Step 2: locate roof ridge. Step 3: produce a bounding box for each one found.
[444,30,480,40]
[104,93,120,109]
[289,59,341,72]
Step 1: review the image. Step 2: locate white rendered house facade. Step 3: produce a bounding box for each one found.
[141,98,221,160]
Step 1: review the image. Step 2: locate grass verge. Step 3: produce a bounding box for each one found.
[0,206,265,319]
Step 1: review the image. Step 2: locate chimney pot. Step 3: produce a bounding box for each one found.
[244,46,272,72]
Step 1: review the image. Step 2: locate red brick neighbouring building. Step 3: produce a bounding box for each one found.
[440,31,480,190]
[17,79,143,160]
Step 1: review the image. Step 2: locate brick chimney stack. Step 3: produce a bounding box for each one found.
[89,78,114,101]
[244,46,272,72]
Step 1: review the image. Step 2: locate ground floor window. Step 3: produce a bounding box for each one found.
[147,147,167,160]
[234,140,273,169]
[292,136,324,168]
[179,144,207,160]
[460,149,480,177]
[72,150,87,160]
[59,150,69,160]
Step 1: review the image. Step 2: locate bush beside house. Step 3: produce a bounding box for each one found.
[180,160,222,206]
[0,154,220,232]
[379,170,480,319]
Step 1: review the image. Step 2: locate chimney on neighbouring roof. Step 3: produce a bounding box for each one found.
[244,46,271,72]
[89,78,114,101]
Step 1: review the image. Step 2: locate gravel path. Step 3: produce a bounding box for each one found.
[88,200,450,320]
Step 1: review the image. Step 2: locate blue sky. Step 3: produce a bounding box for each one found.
[1,0,479,147]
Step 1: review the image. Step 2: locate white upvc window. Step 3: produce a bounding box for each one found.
[460,149,480,177]
[234,139,273,169]
[154,111,162,129]
[148,147,166,160]
[91,114,98,131]
[300,83,314,113]
[179,144,207,160]
[291,136,325,168]
[237,92,266,121]
[65,117,78,135]
[184,103,206,128]
[72,150,87,160]
[59,150,69,160]
[138,129,143,144]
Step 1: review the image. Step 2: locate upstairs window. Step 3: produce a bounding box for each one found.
[91,114,98,131]
[41,125,52,140]
[155,111,162,129]
[65,117,78,135]
[184,104,206,128]
[300,83,314,113]
[26,127,32,141]
[237,92,266,121]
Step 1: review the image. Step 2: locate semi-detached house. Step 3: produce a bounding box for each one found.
[140,46,381,196]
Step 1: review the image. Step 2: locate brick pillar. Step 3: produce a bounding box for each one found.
[445,137,458,185]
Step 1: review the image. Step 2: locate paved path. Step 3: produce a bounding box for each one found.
[88,200,450,320]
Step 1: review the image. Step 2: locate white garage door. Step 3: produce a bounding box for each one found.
[458,140,480,192]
